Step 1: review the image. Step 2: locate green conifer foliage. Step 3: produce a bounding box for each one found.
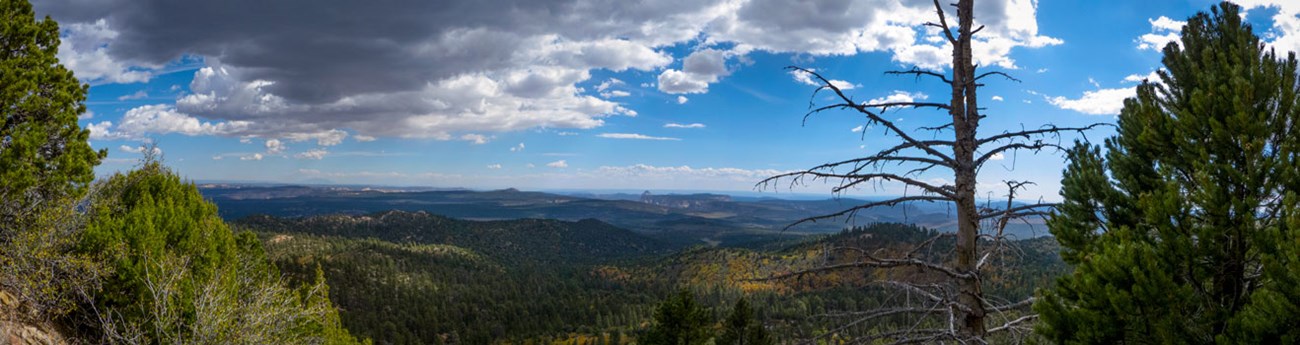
[1035,2,1300,343]
[0,0,105,229]
[80,163,363,344]
[641,290,714,345]
[718,298,772,345]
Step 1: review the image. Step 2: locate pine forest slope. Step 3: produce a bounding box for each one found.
[240,212,1066,344]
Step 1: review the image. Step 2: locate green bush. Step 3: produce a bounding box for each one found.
[79,163,363,344]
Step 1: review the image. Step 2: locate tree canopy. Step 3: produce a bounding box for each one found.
[0,0,104,229]
[718,297,772,345]
[79,163,363,344]
[641,289,714,345]
[1036,2,1300,343]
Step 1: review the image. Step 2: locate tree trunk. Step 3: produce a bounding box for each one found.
[950,0,986,340]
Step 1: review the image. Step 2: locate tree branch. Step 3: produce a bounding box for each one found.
[756,248,972,281]
[886,68,952,84]
[808,306,950,345]
[862,101,952,111]
[988,297,1035,312]
[988,314,1037,334]
[974,71,1019,83]
[788,66,957,165]
[976,141,1064,168]
[978,203,1057,221]
[761,171,955,200]
[977,123,1110,146]
[830,246,974,280]
[926,0,957,44]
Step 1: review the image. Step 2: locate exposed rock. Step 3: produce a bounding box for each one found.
[0,290,68,345]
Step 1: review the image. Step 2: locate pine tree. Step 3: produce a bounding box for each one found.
[718,298,772,345]
[641,290,713,345]
[1035,2,1300,343]
[0,0,105,229]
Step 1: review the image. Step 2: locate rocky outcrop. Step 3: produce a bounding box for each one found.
[0,291,69,345]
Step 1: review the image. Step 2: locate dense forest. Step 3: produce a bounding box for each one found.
[238,214,1064,344]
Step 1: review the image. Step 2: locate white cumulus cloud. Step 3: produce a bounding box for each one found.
[460,133,491,144]
[294,148,329,160]
[1048,87,1134,115]
[118,90,148,101]
[866,90,928,106]
[789,68,855,90]
[264,139,285,154]
[1137,16,1185,51]
[117,104,251,138]
[596,133,681,141]
[118,145,160,155]
[56,19,152,84]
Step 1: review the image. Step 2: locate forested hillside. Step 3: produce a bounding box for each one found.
[242,214,1066,344]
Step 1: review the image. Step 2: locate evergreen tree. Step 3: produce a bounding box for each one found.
[718,297,772,345]
[1035,2,1300,343]
[641,290,713,345]
[0,0,104,229]
[80,162,363,344]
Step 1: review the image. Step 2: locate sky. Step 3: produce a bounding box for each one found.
[31,0,1300,201]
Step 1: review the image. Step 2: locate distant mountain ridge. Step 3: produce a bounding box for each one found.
[204,185,1052,247]
[238,210,665,263]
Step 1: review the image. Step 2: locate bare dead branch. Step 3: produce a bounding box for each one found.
[862,101,952,111]
[831,246,974,280]
[974,71,1019,83]
[977,123,1110,146]
[976,141,1065,168]
[886,68,952,84]
[978,203,1057,221]
[813,307,947,319]
[757,249,972,282]
[807,304,950,345]
[987,314,1037,334]
[801,152,955,175]
[918,123,955,136]
[907,233,955,258]
[988,297,1035,312]
[927,0,957,44]
[875,140,956,158]
[760,169,957,200]
[788,66,957,165]
[879,281,971,313]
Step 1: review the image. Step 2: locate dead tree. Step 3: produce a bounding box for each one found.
[758,0,1102,343]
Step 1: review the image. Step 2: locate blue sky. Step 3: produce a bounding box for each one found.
[35,0,1300,200]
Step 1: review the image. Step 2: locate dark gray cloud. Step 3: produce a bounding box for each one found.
[36,0,720,102]
[40,0,1057,141]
